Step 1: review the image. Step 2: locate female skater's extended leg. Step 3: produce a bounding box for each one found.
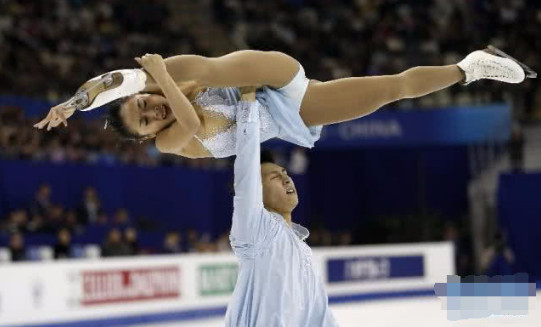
[301,48,528,126]
[300,65,464,126]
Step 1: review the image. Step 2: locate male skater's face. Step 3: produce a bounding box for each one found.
[261,163,298,214]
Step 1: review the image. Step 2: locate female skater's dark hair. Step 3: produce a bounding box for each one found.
[105,97,144,141]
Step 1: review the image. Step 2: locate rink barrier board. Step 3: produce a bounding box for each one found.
[0,243,453,327]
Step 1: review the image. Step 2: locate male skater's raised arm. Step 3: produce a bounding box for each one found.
[230,96,264,246]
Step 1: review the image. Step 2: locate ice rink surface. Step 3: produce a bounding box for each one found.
[133,291,540,327]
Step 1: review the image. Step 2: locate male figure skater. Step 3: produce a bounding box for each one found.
[225,96,339,327]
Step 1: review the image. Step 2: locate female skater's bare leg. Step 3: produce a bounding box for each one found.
[300,47,531,126]
[300,65,463,126]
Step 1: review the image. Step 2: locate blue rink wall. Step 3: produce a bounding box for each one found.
[0,144,472,233]
[498,173,541,280]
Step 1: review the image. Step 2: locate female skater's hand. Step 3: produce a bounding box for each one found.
[135,54,168,82]
[33,101,76,131]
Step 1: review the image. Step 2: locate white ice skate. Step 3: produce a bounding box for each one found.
[457,45,537,85]
[65,69,147,111]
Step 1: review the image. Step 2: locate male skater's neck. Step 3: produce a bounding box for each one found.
[282,212,292,227]
[271,209,292,227]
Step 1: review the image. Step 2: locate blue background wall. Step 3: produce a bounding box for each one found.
[308,146,470,229]
[0,144,470,234]
[0,160,310,235]
[498,173,541,279]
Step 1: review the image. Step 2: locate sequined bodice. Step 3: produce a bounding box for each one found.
[193,87,279,158]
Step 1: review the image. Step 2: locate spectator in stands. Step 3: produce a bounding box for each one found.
[54,228,72,259]
[3,209,28,234]
[9,232,26,262]
[77,187,102,225]
[308,225,333,247]
[509,123,525,172]
[64,210,80,234]
[0,106,24,126]
[443,221,473,276]
[162,231,183,254]
[101,228,131,257]
[43,204,65,233]
[0,106,26,159]
[216,232,231,252]
[31,184,52,217]
[124,227,140,255]
[196,233,218,253]
[95,210,109,226]
[185,228,200,253]
[337,231,353,246]
[481,230,515,276]
[111,208,131,229]
[26,213,45,233]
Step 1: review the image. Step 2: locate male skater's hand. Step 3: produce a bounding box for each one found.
[239,86,257,102]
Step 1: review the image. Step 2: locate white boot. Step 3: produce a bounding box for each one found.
[457,50,526,85]
[68,69,147,111]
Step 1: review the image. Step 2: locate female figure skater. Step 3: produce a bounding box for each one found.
[34,47,535,159]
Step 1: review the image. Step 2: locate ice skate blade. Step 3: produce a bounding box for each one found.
[68,72,124,110]
[487,45,537,79]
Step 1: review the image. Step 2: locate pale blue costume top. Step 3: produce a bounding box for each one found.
[193,64,322,158]
[224,101,339,327]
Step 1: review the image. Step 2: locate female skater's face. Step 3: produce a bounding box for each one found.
[120,94,175,137]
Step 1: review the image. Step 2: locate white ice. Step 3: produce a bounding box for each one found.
[133,291,540,327]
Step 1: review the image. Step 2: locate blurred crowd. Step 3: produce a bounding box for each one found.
[1,183,357,263]
[1,183,232,261]
[0,0,539,118]
[0,0,199,99]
